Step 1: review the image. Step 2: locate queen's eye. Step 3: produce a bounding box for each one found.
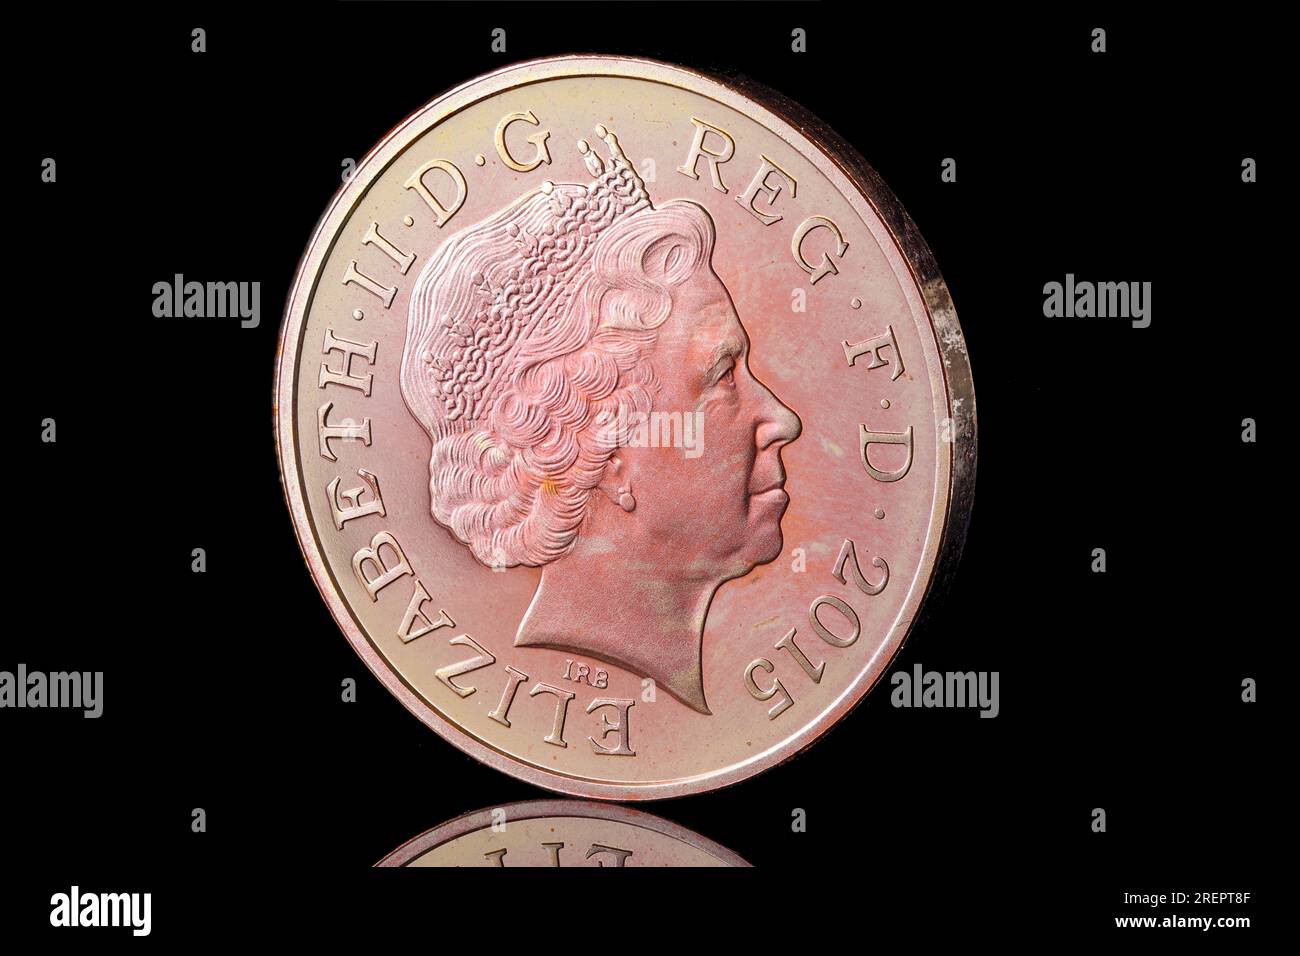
[706,355,738,389]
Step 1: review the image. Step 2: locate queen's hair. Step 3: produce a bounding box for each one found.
[400,184,717,569]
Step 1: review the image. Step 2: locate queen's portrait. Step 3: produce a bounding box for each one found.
[400,125,801,714]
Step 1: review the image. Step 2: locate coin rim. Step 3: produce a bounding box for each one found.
[274,54,977,800]
[374,799,751,867]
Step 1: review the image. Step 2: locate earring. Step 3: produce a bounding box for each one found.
[617,486,636,512]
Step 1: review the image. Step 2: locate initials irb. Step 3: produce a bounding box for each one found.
[434,636,636,756]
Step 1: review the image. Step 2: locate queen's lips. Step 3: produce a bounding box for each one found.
[751,467,787,495]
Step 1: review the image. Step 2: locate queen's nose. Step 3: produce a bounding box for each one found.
[755,381,801,450]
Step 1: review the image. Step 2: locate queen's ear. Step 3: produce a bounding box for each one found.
[596,454,631,511]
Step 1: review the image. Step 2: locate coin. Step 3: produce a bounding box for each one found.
[375,800,748,867]
[275,55,975,799]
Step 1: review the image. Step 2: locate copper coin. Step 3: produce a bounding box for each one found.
[376,800,748,867]
[275,55,975,799]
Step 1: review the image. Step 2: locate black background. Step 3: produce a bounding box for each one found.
[11,1,1278,941]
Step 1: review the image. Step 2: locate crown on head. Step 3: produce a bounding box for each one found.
[422,125,652,426]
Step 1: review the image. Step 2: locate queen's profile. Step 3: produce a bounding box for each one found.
[400,126,800,714]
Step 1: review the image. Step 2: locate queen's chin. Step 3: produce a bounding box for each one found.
[742,491,791,567]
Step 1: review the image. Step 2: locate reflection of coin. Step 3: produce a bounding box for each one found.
[276,56,975,799]
[376,800,748,867]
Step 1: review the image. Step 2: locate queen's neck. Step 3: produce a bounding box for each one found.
[514,525,716,715]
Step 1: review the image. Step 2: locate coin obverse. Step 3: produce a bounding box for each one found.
[275,55,976,799]
[376,800,749,867]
